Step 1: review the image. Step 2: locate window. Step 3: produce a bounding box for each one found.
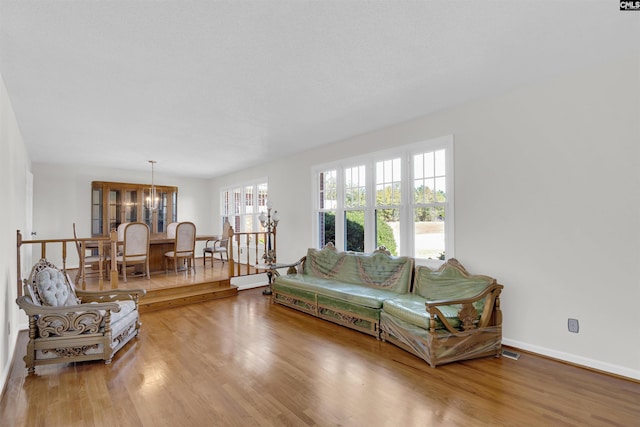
[344,165,366,252]
[221,180,268,233]
[317,170,337,247]
[312,135,453,262]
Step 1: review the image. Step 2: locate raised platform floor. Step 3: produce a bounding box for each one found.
[78,260,264,313]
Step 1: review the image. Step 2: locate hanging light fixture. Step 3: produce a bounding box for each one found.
[146,160,159,211]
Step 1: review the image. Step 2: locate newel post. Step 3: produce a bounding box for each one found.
[227,225,235,278]
[110,229,119,289]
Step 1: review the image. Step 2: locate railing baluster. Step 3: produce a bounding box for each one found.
[98,240,104,290]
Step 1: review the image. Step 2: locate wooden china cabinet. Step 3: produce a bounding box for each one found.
[91,181,178,237]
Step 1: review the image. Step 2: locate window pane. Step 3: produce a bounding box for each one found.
[414,207,445,259]
[345,165,366,208]
[244,185,254,214]
[435,177,446,202]
[344,210,364,252]
[375,208,399,255]
[222,191,230,216]
[258,183,268,213]
[233,188,242,215]
[435,149,446,176]
[319,170,337,209]
[376,158,401,206]
[414,151,446,203]
[243,215,253,233]
[318,212,335,247]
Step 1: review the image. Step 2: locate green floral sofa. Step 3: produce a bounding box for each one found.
[272,244,414,337]
[272,245,504,367]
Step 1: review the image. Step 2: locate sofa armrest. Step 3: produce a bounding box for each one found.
[16,295,121,337]
[285,256,306,275]
[76,288,146,303]
[425,283,503,334]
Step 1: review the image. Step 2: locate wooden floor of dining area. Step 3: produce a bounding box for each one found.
[77,258,260,313]
[2,286,639,427]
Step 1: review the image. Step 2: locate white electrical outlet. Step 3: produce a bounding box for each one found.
[568,318,579,333]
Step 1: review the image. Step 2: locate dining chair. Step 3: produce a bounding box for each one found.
[164,221,196,275]
[166,222,179,239]
[72,223,103,286]
[203,221,230,267]
[111,222,150,282]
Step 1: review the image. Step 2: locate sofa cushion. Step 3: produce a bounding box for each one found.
[275,274,400,309]
[414,263,494,302]
[34,267,79,307]
[302,246,413,293]
[382,294,463,330]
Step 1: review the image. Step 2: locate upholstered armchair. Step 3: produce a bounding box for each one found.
[15,258,146,374]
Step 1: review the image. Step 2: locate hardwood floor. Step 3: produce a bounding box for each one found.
[78,260,241,313]
[2,287,639,426]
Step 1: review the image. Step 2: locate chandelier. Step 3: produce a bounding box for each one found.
[146,160,159,211]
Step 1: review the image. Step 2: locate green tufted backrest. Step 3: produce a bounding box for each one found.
[303,246,413,293]
[414,260,495,304]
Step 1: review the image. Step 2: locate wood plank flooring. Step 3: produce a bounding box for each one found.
[78,260,240,313]
[2,287,639,426]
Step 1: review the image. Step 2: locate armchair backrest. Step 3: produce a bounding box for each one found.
[122,222,150,258]
[24,258,78,307]
[219,221,231,247]
[175,222,196,254]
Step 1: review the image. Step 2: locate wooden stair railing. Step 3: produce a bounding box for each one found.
[227,226,275,278]
[16,229,115,297]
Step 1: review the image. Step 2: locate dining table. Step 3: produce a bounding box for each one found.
[84,234,219,275]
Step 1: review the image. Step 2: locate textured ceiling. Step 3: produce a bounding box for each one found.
[1,1,638,178]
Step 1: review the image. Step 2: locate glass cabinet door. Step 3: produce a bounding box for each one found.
[91,188,103,235]
[93,181,178,236]
[108,190,122,232]
[124,190,138,223]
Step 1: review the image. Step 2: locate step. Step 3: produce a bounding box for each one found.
[139,283,238,313]
[143,280,231,299]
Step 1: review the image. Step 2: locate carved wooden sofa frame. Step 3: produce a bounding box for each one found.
[272,245,504,367]
[380,259,503,367]
[272,244,414,338]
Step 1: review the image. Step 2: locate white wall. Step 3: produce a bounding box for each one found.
[31,163,214,267]
[0,74,31,391]
[211,56,640,379]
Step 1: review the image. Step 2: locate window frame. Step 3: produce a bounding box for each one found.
[312,135,454,265]
[220,179,269,233]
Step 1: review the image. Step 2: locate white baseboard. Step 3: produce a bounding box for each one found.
[503,338,640,381]
[0,329,19,400]
[231,274,269,291]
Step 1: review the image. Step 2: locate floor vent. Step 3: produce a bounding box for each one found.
[502,349,520,360]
